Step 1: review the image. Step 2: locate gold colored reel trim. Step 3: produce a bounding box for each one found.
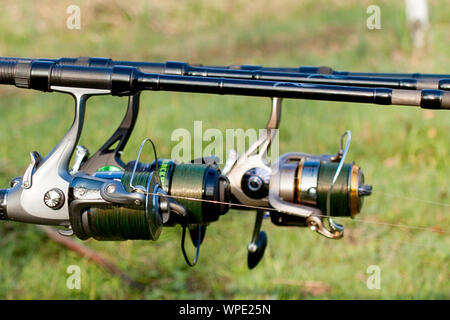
[349,164,360,217]
[295,158,305,204]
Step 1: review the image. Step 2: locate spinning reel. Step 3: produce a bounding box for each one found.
[223,98,371,268]
[69,147,230,266]
[2,87,230,266]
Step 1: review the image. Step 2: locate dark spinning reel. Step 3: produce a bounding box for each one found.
[0,56,447,268]
[69,139,230,266]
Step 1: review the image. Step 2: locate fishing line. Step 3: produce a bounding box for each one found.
[170,163,206,223]
[332,226,449,251]
[374,190,450,207]
[142,191,450,235]
[341,217,450,234]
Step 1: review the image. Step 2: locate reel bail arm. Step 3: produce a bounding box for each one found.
[306,131,352,239]
[79,93,141,174]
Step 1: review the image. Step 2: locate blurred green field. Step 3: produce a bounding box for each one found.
[0,0,448,299]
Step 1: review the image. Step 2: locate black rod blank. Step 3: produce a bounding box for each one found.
[0,59,449,110]
[205,64,450,80]
[1,56,449,91]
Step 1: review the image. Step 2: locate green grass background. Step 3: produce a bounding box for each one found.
[0,0,448,299]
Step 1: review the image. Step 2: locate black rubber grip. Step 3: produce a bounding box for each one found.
[50,64,113,90]
[0,61,16,85]
[14,61,32,88]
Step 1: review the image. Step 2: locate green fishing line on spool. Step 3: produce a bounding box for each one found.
[316,163,352,217]
[87,171,152,240]
[83,163,212,240]
[169,163,207,224]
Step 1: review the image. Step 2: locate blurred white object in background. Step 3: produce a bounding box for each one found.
[405,0,429,48]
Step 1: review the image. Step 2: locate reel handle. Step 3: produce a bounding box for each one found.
[247,210,268,269]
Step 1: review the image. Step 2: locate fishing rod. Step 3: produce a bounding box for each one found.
[1,56,450,91]
[0,59,449,109]
[0,57,447,270]
[207,63,450,80]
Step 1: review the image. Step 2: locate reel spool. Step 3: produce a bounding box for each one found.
[268,132,372,238]
[125,159,230,226]
[68,160,230,242]
[68,169,164,241]
[270,160,370,223]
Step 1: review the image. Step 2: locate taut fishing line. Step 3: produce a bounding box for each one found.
[143,190,450,235]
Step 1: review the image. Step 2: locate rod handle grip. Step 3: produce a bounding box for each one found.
[0,61,16,85]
